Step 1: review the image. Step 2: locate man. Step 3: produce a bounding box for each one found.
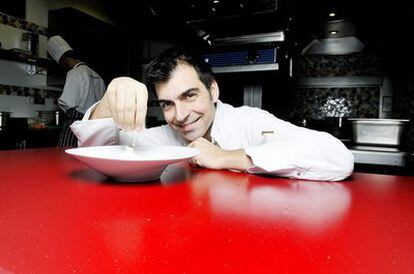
[71,47,354,181]
[47,35,106,147]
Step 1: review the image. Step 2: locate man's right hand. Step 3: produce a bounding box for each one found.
[90,77,148,131]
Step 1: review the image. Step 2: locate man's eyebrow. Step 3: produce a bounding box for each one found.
[156,88,200,104]
[180,88,199,98]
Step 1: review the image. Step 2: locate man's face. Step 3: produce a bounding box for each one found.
[155,63,219,142]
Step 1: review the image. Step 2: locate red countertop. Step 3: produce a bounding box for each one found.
[1,148,414,274]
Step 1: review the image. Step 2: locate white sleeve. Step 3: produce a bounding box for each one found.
[242,111,354,181]
[59,73,83,112]
[70,118,119,147]
[70,102,119,147]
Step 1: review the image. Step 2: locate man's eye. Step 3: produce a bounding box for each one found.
[187,93,196,99]
[159,102,172,109]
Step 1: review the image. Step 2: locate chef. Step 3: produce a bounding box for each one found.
[71,47,354,181]
[47,35,106,147]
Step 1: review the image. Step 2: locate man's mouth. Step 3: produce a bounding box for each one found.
[176,117,201,131]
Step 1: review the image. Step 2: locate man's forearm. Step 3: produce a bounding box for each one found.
[223,149,253,171]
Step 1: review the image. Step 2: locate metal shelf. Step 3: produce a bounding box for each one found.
[296,76,382,88]
[350,147,407,167]
[213,31,286,46]
[212,63,279,73]
[0,48,53,67]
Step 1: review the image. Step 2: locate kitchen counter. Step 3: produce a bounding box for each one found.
[0,126,61,150]
[1,148,414,273]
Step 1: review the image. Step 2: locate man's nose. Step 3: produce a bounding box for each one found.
[175,103,190,122]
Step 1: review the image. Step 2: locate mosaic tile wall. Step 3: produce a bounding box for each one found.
[294,53,382,77]
[290,53,382,120]
[0,84,60,104]
[289,87,380,120]
[0,12,48,35]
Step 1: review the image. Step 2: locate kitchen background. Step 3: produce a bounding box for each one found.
[1,0,414,153]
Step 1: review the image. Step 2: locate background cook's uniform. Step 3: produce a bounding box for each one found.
[70,101,354,181]
[58,62,106,147]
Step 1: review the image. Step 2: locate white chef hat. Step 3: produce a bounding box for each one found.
[47,35,73,63]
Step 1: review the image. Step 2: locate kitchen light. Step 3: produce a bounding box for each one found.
[329,12,336,17]
[302,19,364,55]
[194,27,213,46]
[302,36,364,55]
[213,0,219,3]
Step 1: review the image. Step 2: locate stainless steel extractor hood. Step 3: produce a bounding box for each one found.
[302,19,364,55]
[201,31,286,74]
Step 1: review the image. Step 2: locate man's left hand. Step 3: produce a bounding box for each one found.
[187,138,253,171]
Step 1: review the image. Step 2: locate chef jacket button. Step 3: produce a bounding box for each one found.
[296,172,301,177]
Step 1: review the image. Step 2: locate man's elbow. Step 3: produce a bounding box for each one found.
[332,150,355,181]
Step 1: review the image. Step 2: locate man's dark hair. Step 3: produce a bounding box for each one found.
[60,50,79,61]
[143,46,215,94]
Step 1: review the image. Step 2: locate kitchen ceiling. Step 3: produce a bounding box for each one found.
[99,0,414,58]
[100,0,288,40]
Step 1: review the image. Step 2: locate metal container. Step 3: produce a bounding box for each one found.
[21,32,39,56]
[349,118,409,146]
[0,111,11,130]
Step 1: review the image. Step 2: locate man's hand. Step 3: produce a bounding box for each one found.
[91,77,148,131]
[187,138,253,171]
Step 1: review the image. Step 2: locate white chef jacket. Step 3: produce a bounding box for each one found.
[71,100,354,181]
[59,62,106,114]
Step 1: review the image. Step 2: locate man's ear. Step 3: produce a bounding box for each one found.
[210,80,220,103]
[59,56,70,71]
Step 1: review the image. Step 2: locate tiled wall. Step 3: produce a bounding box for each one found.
[290,87,380,120]
[0,84,59,100]
[289,53,383,120]
[295,53,382,77]
[0,9,60,118]
[0,12,48,35]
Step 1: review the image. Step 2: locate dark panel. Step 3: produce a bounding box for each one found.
[48,8,131,86]
[0,0,25,19]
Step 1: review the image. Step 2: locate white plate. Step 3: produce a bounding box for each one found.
[66,145,199,182]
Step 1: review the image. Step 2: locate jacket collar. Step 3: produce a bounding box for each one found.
[73,62,86,69]
[209,100,226,146]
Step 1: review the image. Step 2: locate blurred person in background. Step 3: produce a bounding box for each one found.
[47,35,106,147]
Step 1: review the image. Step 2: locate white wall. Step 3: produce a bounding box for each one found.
[26,0,50,27]
[48,0,116,25]
[0,0,55,118]
[0,59,47,87]
[0,95,56,117]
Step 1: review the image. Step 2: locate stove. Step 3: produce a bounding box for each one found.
[349,145,407,167]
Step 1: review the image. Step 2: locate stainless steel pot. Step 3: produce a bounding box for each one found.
[349,118,409,146]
